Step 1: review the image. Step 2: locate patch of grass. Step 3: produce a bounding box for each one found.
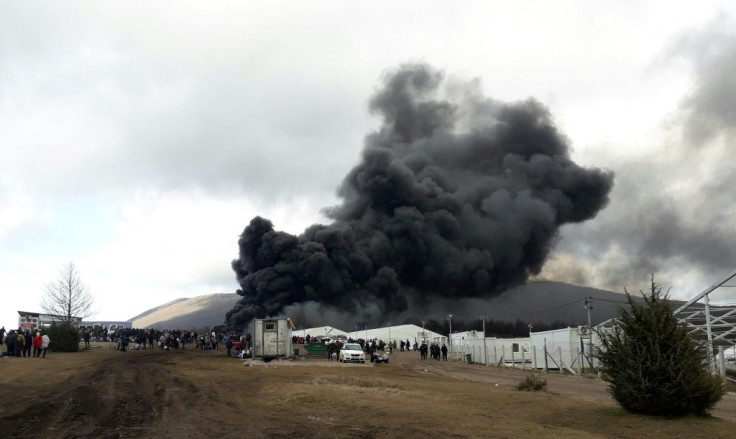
[279,392,318,404]
[516,373,547,392]
[313,375,402,391]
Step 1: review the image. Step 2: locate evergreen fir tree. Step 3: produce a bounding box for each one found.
[596,276,725,416]
[46,322,80,352]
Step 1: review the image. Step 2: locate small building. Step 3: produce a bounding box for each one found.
[495,337,531,365]
[530,326,598,372]
[252,318,293,360]
[450,331,530,365]
[17,311,82,330]
[450,330,489,362]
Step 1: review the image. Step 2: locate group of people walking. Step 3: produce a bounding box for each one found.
[1,327,50,358]
[419,342,448,361]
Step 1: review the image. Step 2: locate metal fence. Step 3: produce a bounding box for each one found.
[450,342,597,374]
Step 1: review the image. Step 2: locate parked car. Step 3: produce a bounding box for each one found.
[339,343,366,363]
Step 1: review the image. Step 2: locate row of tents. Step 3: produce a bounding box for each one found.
[292,323,447,347]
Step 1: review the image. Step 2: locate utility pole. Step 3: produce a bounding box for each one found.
[705,292,715,373]
[528,323,534,369]
[447,314,453,356]
[583,296,594,370]
[421,320,426,345]
[481,313,487,365]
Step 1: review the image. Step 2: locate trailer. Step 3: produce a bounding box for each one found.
[252,318,293,361]
[530,326,598,372]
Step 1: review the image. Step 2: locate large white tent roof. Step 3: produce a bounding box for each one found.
[352,324,446,344]
[292,326,348,338]
[295,324,446,344]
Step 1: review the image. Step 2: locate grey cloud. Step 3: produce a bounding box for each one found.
[672,21,736,144]
[542,19,736,294]
[0,4,366,205]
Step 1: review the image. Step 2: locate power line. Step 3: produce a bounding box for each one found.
[594,297,630,304]
[516,298,586,316]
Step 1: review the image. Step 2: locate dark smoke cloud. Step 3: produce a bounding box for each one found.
[226,63,614,329]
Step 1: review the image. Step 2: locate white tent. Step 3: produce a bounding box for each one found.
[346,324,446,346]
[292,326,349,338]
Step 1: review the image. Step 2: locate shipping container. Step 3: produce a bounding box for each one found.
[252,318,293,360]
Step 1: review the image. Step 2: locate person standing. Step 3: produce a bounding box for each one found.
[40,333,51,358]
[5,330,15,356]
[225,333,233,357]
[15,331,25,357]
[24,330,33,357]
[33,332,43,357]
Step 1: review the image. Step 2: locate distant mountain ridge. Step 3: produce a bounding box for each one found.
[129,293,239,330]
[129,297,189,322]
[126,281,656,330]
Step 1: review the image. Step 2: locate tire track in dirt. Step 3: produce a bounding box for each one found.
[0,350,202,438]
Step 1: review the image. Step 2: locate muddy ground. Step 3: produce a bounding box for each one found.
[0,343,735,438]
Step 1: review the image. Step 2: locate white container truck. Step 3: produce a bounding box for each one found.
[252,318,293,361]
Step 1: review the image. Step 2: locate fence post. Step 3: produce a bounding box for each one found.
[493,346,497,367]
[521,347,526,370]
[543,339,548,373]
[532,345,537,370]
[511,348,516,368]
[576,348,582,375]
[557,347,563,374]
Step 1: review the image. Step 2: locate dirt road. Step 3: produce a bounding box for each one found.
[0,344,734,438]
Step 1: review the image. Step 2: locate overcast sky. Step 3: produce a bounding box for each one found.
[2,1,736,329]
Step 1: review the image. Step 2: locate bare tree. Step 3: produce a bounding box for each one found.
[41,262,94,322]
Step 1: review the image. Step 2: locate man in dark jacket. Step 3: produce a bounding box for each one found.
[225,333,233,357]
[23,330,33,357]
[5,330,15,356]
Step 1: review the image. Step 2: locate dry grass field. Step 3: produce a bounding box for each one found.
[1,343,735,438]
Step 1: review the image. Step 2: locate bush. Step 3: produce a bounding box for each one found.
[516,373,547,391]
[596,277,725,416]
[46,322,79,352]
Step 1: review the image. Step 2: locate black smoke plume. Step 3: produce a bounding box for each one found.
[226,64,614,329]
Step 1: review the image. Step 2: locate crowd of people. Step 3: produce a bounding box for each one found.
[0,326,51,358]
[1,324,253,359]
[4,323,449,362]
[75,326,252,357]
[418,342,448,361]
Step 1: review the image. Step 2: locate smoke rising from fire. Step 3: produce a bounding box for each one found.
[226,64,614,328]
